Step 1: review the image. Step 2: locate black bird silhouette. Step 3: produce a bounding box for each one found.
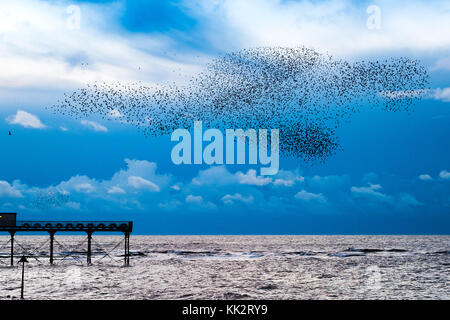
[8,131,11,136]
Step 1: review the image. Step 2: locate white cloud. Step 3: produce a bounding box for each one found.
[308,174,350,192]
[108,109,123,118]
[128,176,160,192]
[432,88,450,102]
[380,89,430,101]
[192,166,237,186]
[3,0,450,111]
[0,181,23,198]
[75,182,95,193]
[6,110,47,128]
[192,166,274,187]
[273,178,295,187]
[389,87,450,103]
[398,194,423,207]
[105,159,169,195]
[65,201,81,210]
[272,170,304,187]
[0,159,171,211]
[80,120,108,132]
[295,190,327,203]
[0,0,202,107]
[221,193,254,205]
[439,170,450,180]
[186,194,203,205]
[418,174,433,181]
[237,169,272,186]
[351,183,393,203]
[190,0,450,57]
[59,126,68,131]
[107,186,126,194]
[158,200,182,209]
[433,56,450,71]
[171,185,180,191]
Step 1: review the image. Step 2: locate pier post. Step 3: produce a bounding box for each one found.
[124,232,130,266]
[49,231,55,264]
[87,231,92,265]
[9,231,15,266]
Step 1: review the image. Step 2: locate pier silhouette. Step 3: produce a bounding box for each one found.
[0,213,133,266]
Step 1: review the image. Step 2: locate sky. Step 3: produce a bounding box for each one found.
[0,0,449,234]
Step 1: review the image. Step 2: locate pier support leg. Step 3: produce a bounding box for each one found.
[87,231,93,265]
[9,231,15,266]
[124,232,130,266]
[49,231,55,265]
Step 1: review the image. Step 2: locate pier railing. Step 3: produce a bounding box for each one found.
[0,221,133,232]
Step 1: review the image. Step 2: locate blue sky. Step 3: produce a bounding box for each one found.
[0,0,449,234]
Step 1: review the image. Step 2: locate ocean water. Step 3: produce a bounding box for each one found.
[0,235,448,300]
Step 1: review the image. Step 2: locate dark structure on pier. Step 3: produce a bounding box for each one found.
[0,213,133,266]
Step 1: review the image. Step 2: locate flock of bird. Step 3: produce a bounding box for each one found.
[32,191,70,210]
[52,47,429,163]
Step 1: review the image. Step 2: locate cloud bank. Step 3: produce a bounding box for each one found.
[0,159,447,219]
[1,0,450,101]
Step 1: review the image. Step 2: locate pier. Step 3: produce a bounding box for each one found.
[0,213,133,266]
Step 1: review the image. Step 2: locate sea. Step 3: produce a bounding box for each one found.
[0,235,448,300]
